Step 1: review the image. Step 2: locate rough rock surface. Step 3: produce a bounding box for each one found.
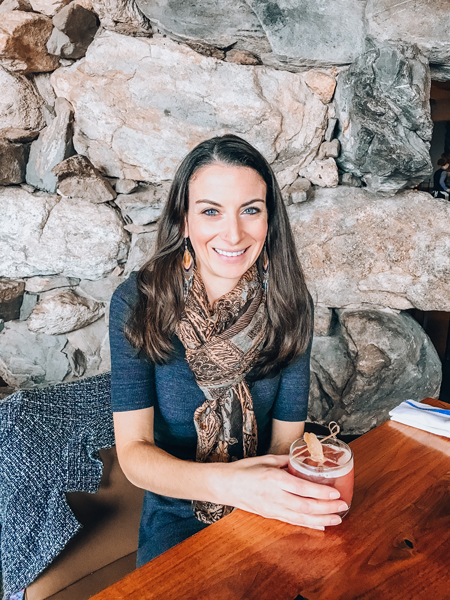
[29,0,70,15]
[77,272,126,302]
[0,11,60,72]
[136,0,270,55]
[366,0,450,66]
[65,316,110,378]
[304,70,337,104]
[91,0,151,36]
[19,292,38,320]
[0,0,32,12]
[27,288,105,334]
[298,158,338,188]
[115,183,169,225]
[283,177,312,205]
[309,309,442,434]
[26,97,74,192]
[289,187,450,312]
[313,305,333,337]
[25,275,79,292]
[0,139,27,185]
[0,320,70,387]
[0,67,45,140]
[52,32,329,185]
[53,154,116,202]
[32,72,57,126]
[0,187,130,279]
[48,1,99,59]
[334,41,433,194]
[123,230,157,275]
[115,179,138,194]
[0,280,25,321]
[246,0,366,67]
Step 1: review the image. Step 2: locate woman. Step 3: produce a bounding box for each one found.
[109,134,348,567]
[433,157,449,199]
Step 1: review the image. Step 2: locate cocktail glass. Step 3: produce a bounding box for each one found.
[288,435,354,517]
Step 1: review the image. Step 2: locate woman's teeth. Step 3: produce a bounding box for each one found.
[214,248,247,257]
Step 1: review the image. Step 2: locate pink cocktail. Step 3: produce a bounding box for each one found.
[288,436,354,516]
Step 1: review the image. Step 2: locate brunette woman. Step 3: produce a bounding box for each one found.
[109,134,348,567]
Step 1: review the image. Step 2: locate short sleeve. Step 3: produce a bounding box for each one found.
[109,274,157,412]
[271,338,312,422]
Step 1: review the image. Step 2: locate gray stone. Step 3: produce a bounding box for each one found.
[318,140,340,160]
[430,64,450,83]
[25,275,80,293]
[283,177,312,205]
[65,316,110,378]
[49,2,99,59]
[288,187,450,312]
[20,183,36,193]
[123,223,158,234]
[0,319,4,333]
[0,67,45,141]
[0,139,27,185]
[247,0,366,66]
[0,0,32,12]
[324,118,337,142]
[123,230,157,276]
[298,158,338,188]
[225,49,261,65]
[19,292,38,320]
[52,32,328,187]
[0,187,130,279]
[0,320,70,387]
[115,183,168,225]
[53,154,116,202]
[77,272,126,302]
[309,309,442,435]
[339,172,362,187]
[334,40,433,194]
[115,179,138,194]
[0,280,24,321]
[91,0,152,36]
[32,72,57,126]
[313,305,333,337]
[26,97,74,193]
[366,0,450,66]
[27,288,105,334]
[136,0,269,55]
[0,11,60,73]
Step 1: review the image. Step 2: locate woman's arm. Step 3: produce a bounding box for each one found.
[114,408,348,530]
[268,418,304,454]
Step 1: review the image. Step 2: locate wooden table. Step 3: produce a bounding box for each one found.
[92,399,450,600]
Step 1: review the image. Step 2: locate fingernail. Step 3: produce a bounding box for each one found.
[330,516,342,525]
[329,491,340,499]
[338,503,349,512]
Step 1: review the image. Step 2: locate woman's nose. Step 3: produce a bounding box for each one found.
[222,215,243,244]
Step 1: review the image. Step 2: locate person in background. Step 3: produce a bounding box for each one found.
[109,134,348,568]
[433,157,449,199]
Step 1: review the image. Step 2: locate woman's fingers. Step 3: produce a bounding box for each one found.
[275,468,341,500]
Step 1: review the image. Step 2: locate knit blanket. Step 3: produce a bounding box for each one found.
[0,373,114,600]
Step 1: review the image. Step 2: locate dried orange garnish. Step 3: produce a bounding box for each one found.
[304,432,324,463]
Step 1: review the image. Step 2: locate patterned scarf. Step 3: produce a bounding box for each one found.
[177,264,267,524]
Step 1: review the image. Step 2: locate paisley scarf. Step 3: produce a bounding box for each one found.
[177,264,267,524]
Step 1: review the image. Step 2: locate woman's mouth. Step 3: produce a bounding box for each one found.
[214,248,248,257]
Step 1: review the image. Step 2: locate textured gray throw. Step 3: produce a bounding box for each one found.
[0,373,114,600]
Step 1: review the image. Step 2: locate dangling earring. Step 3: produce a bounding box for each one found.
[183,237,194,300]
[262,244,269,298]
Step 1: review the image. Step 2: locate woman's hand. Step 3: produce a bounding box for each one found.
[220,454,348,531]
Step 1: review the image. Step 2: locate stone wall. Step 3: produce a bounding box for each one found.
[0,0,447,433]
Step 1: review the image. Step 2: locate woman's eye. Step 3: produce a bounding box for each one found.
[203,208,219,216]
[243,206,260,215]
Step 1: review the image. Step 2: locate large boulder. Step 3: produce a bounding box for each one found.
[0,187,130,279]
[47,1,99,59]
[52,31,329,187]
[334,40,433,194]
[0,320,70,387]
[0,11,60,73]
[366,0,450,67]
[288,187,450,312]
[309,308,442,434]
[0,67,45,140]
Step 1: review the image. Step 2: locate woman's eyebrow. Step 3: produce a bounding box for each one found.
[195,198,265,207]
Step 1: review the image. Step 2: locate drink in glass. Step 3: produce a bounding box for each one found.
[288,436,354,516]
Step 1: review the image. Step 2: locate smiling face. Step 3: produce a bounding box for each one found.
[185,163,268,305]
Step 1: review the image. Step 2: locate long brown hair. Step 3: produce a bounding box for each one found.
[126,134,313,377]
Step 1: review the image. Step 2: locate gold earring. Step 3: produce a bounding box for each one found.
[183,238,194,300]
[262,244,269,297]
